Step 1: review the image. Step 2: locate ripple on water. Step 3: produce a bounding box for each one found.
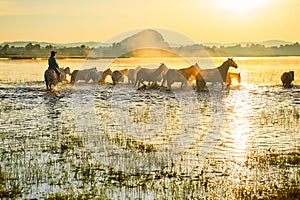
[0,81,299,199]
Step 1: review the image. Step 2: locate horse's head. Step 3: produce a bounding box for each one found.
[227,58,238,68]
[121,68,128,75]
[136,66,142,71]
[64,67,72,75]
[193,63,200,69]
[104,68,113,76]
[159,63,168,72]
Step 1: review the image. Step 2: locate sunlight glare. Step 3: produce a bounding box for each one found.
[216,0,269,12]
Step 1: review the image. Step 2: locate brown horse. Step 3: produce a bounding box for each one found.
[281,71,294,88]
[226,72,241,86]
[112,68,128,85]
[162,64,199,89]
[197,58,238,86]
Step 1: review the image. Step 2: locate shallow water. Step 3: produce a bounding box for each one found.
[0,57,299,199]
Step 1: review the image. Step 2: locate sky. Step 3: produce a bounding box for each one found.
[0,0,299,44]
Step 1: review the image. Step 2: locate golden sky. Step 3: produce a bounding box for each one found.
[0,0,299,43]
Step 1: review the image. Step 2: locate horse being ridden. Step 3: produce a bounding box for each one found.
[47,51,61,81]
[44,50,62,90]
[44,67,71,90]
[135,63,168,87]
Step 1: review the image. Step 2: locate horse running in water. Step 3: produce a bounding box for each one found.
[112,68,128,85]
[226,72,241,86]
[197,58,238,87]
[70,67,97,84]
[162,64,199,89]
[86,68,112,84]
[127,66,141,84]
[44,67,71,90]
[281,71,294,88]
[135,63,168,87]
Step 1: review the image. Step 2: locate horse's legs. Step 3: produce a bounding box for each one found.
[167,81,172,89]
[134,79,138,87]
[44,74,49,90]
[162,78,166,87]
[181,81,188,89]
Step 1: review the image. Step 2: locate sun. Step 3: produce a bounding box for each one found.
[215,0,269,13]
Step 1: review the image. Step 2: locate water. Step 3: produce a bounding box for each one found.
[0,57,299,199]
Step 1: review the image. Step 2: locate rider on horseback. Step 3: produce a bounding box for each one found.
[48,51,61,81]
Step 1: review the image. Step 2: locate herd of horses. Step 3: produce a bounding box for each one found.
[44,58,294,91]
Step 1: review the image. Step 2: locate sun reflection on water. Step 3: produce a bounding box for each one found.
[225,89,253,164]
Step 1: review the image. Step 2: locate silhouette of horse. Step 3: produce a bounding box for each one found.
[70,67,97,84]
[112,68,128,85]
[197,58,238,86]
[226,72,241,86]
[281,71,294,88]
[127,66,141,84]
[86,68,112,84]
[162,64,199,89]
[135,63,168,87]
[44,67,71,90]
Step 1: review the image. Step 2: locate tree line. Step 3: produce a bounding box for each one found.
[0,43,92,59]
[0,42,300,59]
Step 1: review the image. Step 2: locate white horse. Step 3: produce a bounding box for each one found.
[70,67,97,84]
[44,67,71,90]
[127,66,141,84]
[59,67,71,83]
[162,64,199,89]
[86,68,112,84]
[135,63,168,87]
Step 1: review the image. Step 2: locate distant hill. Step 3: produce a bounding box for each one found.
[117,29,170,50]
[93,29,171,57]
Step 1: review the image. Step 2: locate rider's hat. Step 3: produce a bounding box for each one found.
[51,51,57,54]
